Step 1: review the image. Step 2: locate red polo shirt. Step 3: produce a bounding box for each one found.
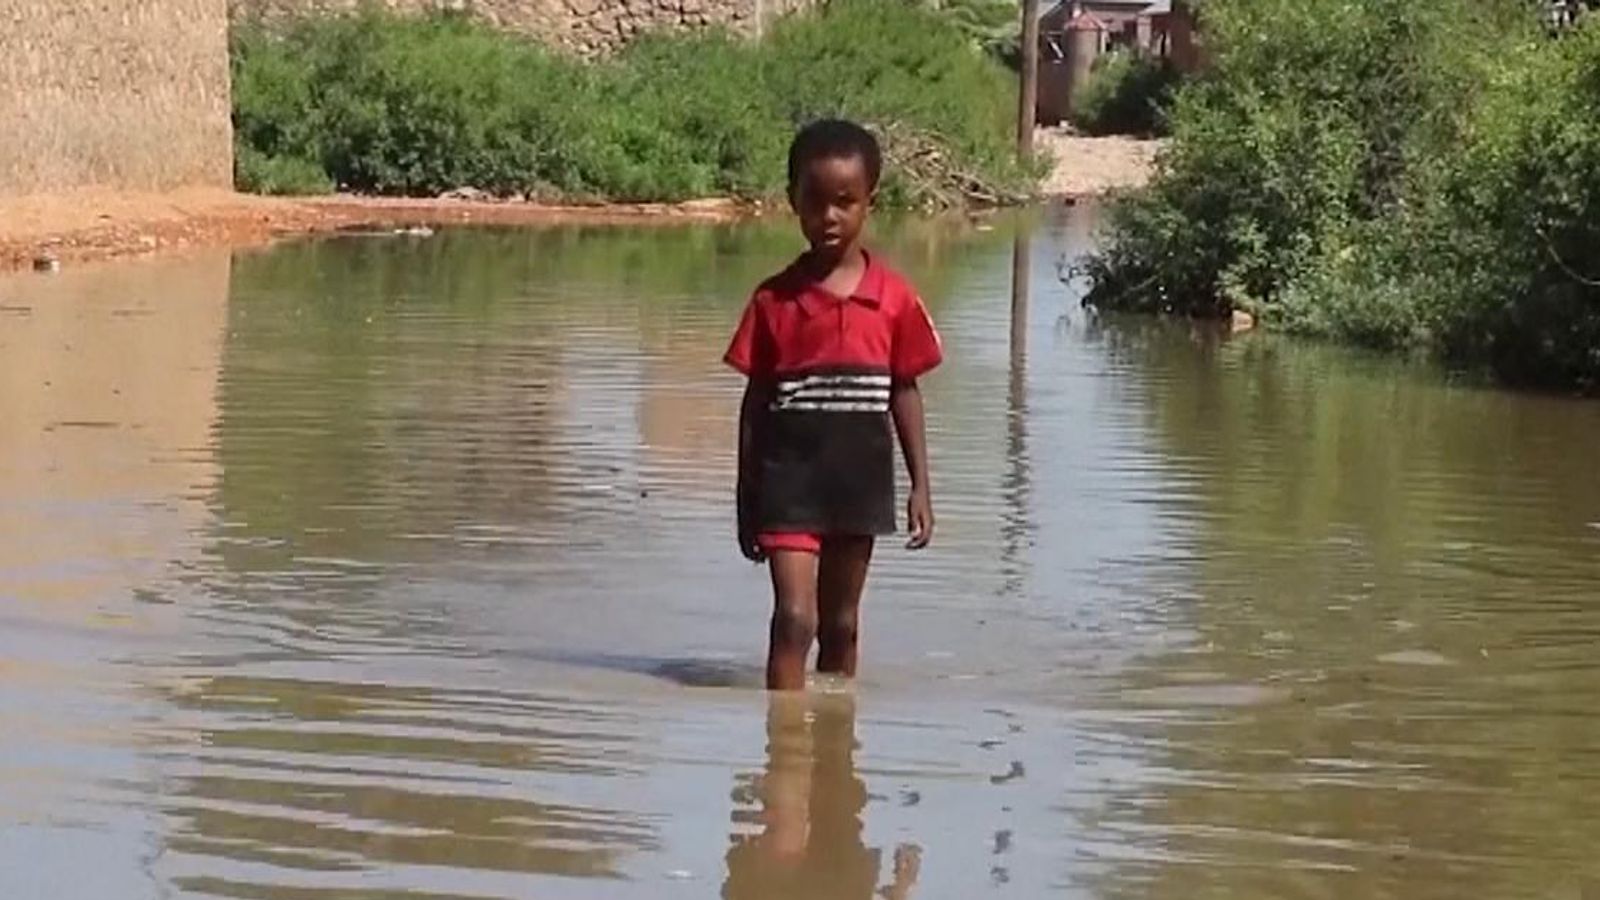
[725,252,942,535]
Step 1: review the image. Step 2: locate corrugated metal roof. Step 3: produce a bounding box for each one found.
[1039,0,1170,21]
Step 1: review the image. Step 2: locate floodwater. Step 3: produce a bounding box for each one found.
[2,207,1599,899]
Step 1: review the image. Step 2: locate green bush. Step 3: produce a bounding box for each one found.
[1085,0,1522,316]
[1389,21,1600,388]
[764,0,1032,205]
[232,12,597,198]
[1080,0,1600,389]
[230,0,1029,206]
[1072,50,1179,137]
[595,32,787,200]
[928,0,1021,65]
[235,146,335,195]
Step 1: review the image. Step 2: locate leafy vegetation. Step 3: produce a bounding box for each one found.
[926,0,1022,65]
[1071,50,1180,137]
[1083,0,1600,389]
[231,0,1032,207]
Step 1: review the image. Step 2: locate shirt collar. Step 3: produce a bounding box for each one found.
[788,250,884,316]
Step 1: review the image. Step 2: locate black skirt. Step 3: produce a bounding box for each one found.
[754,368,896,536]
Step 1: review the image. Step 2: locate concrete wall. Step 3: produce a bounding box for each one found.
[231,0,812,56]
[0,1,234,197]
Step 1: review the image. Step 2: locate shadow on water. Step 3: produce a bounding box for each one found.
[503,648,768,689]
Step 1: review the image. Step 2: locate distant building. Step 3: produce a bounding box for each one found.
[1035,0,1199,125]
[1548,0,1594,30]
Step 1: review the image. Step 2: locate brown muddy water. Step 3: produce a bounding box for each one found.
[2,207,1599,899]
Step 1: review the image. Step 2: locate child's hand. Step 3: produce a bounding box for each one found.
[739,528,766,563]
[906,488,934,550]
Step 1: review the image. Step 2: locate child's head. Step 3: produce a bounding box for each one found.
[787,119,881,258]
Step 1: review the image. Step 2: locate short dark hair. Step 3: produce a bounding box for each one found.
[787,119,883,192]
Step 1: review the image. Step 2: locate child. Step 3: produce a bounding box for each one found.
[724,119,943,691]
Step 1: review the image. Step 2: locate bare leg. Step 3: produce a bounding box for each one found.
[816,536,874,677]
[767,550,820,691]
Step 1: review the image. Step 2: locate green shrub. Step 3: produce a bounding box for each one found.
[230,0,1028,206]
[928,0,1021,65]
[1079,0,1600,388]
[1072,50,1179,137]
[233,12,597,197]
[235,146,334,195]
[764,0,1032,205]
[596,32,786,200]
[1400,20,1600,388]
[1085,0,1521,315]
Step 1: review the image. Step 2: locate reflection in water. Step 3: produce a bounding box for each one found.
[160,674,652,896]
[0,253,226,608]
[0,254,227,853]
[724,693,919,900]
[1001,235,1033,598]
[1079,318,1600,900]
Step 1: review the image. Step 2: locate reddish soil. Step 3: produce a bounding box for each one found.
[0,136,1156,275]
[0,188,751,274]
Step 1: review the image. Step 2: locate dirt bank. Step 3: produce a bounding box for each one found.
[0,189,748,274]
[0,138,1154,274]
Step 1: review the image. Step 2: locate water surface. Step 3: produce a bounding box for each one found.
[2,208,1598,898]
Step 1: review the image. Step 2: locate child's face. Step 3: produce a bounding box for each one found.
[789,154,875,259]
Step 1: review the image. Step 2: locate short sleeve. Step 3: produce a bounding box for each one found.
[724,299,774,377]
[890,294,943,381]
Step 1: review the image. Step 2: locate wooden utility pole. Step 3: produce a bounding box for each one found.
[1017,0,1042,160]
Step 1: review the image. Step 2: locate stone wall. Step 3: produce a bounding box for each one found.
[0,1,233,197]
[231,0,813,56]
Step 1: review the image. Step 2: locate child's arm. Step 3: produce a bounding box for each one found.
[891,379,934,549]
[737,378,770,561]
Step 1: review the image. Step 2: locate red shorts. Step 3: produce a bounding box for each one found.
[758,532,873,555]
[758,532,824,555]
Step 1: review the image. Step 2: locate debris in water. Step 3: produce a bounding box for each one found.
[440,186,492,202]
[989,761,1025,785]
[1376,649,1452,667]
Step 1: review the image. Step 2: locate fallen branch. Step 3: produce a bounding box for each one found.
[872,121,1033,210]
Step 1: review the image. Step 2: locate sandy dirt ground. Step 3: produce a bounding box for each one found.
[0,137,1155,274]
[0,189,748,274]
[1036,131,1162,198]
